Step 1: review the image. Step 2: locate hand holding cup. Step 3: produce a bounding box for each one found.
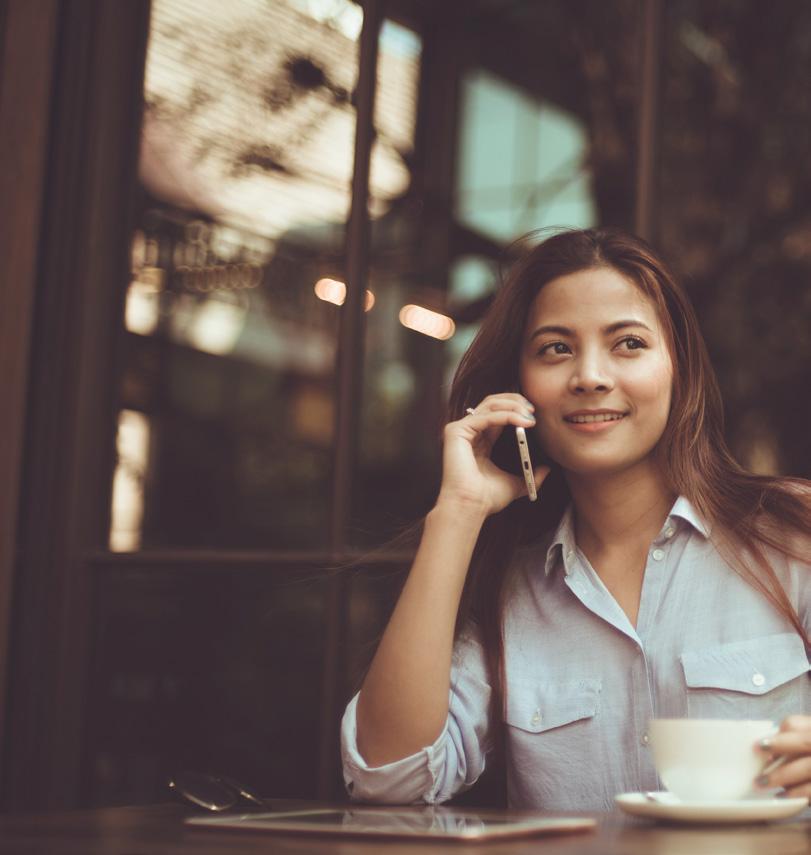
[755,714,811,798]
[649,719,777,802]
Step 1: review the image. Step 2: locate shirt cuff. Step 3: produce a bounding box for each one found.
[340,692,449,804]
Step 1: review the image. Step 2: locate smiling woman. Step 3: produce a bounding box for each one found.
[340,227,811,812]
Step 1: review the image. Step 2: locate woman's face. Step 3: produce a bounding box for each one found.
[518,266,673,476]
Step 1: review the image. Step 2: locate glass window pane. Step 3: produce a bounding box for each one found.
[86,564,328,804]
[351,18,437,545]
[112,0,364,549]
[457,70,597,242]
[657,0,811,477]
[352,1,640,546]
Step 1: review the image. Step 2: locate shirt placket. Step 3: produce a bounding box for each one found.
[563,549,640,646]
[635,519,677,642]
[634,520,679,791]
[563,555,659,793]
[563,522,683,794]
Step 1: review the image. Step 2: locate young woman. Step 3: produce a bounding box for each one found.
[340,228,811,811]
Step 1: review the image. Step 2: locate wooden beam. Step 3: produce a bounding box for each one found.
[2,0,150,809]
[0,0,60,791]
[320,0,383,800]
[635,0,663,240]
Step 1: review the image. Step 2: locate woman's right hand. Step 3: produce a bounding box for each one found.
[437,393,550,518]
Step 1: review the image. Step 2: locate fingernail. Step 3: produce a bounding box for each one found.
[755,775,769,787]
[759,737,773,750]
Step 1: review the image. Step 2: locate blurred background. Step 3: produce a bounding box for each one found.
[1,0,810,811]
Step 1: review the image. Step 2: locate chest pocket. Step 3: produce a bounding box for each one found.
[681,633,811,721]
[504,677,601,734]
[503,676,602,789]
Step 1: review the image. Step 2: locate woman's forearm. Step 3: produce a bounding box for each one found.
[355,499,486,767]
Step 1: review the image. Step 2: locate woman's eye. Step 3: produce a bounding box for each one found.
[618,336,647,351]
[538,341,571,356]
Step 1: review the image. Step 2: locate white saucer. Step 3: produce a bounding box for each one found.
[616,792,809,824]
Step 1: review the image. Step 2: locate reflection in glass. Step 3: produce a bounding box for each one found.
[87,566,328,804]
[114,0,366,549]
[398,304,455,340]
[353,2,639,546]
[142,0,362,235]
[369,20,422,218]
[352,18,431,546]
[110,410,151,552]
[456,70,596,242]
[657,0,811,477]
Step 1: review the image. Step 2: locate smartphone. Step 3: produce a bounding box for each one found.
[515,426,538,502]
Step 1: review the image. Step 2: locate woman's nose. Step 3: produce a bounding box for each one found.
[568,353,614,394]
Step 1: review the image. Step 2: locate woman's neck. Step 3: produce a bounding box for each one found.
[566,460,676,557]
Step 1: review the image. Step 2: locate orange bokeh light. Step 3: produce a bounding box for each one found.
[398,304,455,340]
[314,278,374,311]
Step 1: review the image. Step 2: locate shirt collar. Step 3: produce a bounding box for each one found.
[544,505,577,576]
[542,495,710,577]
[667,495,711,538]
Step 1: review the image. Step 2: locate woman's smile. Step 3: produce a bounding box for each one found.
[563,409,630,432]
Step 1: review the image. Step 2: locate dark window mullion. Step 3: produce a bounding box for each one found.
[635,0,663,240]
[319,0,384,800]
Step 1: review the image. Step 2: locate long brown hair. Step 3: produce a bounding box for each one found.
[448,227,811,746]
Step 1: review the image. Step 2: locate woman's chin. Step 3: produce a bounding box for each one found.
[554,450,653,478]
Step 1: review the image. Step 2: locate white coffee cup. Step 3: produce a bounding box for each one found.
[649,719,776,802]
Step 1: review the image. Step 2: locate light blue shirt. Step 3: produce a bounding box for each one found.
[341,497,811,811]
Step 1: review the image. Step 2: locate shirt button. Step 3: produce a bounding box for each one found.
[641,732,650,746]
[566,549,574,561]
[752,673,766,687]
[652,549,665,561]
[664,526,675,539]
[531,709,542,727]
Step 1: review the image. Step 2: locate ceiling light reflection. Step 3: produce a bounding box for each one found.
[315,277,346,304]
[398,304,455,340]
[314,278,374,311]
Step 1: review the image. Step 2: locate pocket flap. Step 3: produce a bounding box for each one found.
[504,677,601,733]
[681,633,810,695]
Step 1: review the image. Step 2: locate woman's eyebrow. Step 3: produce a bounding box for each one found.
[604,319,654,335]
[527,319,654,342]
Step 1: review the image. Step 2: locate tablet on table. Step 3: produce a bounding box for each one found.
[186,805,596,842]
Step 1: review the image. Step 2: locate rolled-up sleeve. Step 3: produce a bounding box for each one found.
[340,630,493,804]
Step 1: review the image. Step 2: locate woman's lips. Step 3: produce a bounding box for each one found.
[563,413,628,433]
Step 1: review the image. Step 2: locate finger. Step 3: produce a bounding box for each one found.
[780,715,811,733]
[777,781,811,800]
[466,403,535,425]
[459,409,536,434]
[470,394,535,416]
[477,391,534,407]
[448,410,536,462]
[476,409,535,454]
[758,755,811,790]
[758,728,811,757]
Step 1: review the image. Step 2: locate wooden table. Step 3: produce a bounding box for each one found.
[0,800,809,854]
